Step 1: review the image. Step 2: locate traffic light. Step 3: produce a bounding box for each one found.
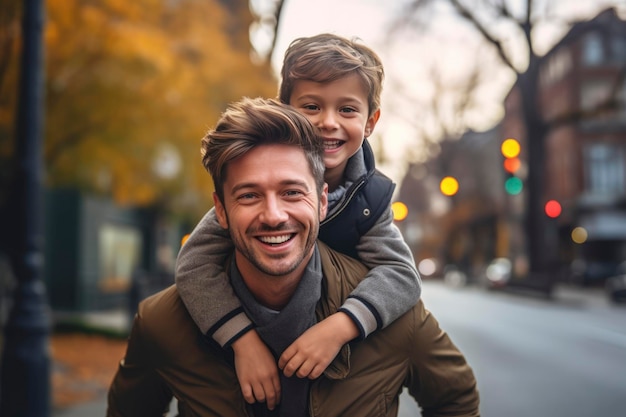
[544,199,562,218]
[501,138,523,195]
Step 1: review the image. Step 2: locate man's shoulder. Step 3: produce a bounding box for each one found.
[136,285,196,339]
[318,242,368,289]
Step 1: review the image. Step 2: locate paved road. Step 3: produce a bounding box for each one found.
[406,280,626,417]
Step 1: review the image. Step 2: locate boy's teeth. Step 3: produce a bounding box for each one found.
[324,140,342,149]
[260,235,291,244]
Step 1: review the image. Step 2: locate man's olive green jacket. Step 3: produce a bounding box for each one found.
[107,242,480,417]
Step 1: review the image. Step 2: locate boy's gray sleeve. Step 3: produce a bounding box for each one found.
[337,206,421,339]
[175,208,253,347]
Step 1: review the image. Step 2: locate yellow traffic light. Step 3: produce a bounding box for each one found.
[501,138,521,159]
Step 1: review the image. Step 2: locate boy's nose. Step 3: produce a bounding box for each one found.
[317,111,339,130]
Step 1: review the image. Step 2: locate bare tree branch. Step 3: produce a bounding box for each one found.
[266,0,285,63]
[448,0,519,72]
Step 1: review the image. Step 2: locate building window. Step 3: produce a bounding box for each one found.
[582,32,604,66]
[580,79,610,112]
[619,80,626,118]
[99,223,142,292]
[610,36,626,63]
[584,143,625,195]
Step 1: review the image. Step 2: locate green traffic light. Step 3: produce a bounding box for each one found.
[505,176,523,195]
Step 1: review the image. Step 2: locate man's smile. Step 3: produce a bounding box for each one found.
[258,234,295,245]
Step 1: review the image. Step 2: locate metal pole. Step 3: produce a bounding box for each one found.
[0,0,51,415]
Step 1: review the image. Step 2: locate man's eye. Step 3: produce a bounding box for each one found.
[237,193,257,201]
[284,190,304,197]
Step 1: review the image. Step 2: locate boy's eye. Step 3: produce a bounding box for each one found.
[302,104,319,111]
[340,107,357,113]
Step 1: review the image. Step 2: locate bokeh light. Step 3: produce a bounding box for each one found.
[440,176,459,196]
[418,258,438,277]
[571,227,588,244]
[545,200,562,218]
[504,176,523,195]
[503,157,521,173]
[391,201,408,221]
[501,138,521,158]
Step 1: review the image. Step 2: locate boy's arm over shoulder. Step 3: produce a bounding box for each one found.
[405,300,480,417]
[176,208,253,346]
[340,206,421,338]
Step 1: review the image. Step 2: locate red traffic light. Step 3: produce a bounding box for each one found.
[545,200,562,218]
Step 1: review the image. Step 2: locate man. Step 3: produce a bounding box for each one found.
[107,97,480,417]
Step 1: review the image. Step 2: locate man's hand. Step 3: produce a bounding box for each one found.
[278,312,359,379]
[231,330,281,410]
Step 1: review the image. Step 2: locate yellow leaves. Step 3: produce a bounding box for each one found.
[35,0,277,216]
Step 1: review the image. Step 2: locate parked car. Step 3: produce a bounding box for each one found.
[484,258,512,289]
[605,261,626,304]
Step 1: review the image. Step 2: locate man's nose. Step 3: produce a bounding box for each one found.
[259,196,289,225]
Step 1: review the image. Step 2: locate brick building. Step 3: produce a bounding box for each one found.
[505,7,626,285]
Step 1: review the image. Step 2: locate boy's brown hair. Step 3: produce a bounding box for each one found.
[201,97,326,203]
[278,33,384,117]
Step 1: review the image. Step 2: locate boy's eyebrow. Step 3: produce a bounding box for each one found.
[294,92,366,105]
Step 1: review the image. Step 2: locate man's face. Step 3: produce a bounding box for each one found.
[214,144,328,281]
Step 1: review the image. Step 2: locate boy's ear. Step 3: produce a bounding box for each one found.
[213,192,229,229]
[364,109,381,138]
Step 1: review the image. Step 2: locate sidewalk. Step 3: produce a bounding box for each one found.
[51,311,128,417]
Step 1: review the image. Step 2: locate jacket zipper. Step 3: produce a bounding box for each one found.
[320,177,367,226]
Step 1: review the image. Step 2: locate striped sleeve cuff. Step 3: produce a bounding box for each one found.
[338,296,382,340]
[208,309,254,348]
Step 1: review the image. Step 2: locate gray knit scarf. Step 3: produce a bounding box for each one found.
[230,246,322,417]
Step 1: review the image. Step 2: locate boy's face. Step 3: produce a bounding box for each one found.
[289,74,380,179]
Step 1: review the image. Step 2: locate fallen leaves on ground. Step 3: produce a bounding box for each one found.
[51,333,127,408]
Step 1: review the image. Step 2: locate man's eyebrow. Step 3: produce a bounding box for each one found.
[229,179,311,196]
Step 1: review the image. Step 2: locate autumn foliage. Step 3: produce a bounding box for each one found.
[0,0,277,218]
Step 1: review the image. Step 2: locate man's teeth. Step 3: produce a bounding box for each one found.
[260,235,291,244]
[323,140,342,149]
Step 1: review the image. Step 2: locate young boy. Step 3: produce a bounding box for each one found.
[175,33,421,411]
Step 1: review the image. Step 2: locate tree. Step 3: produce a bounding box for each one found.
[0,0,277,219]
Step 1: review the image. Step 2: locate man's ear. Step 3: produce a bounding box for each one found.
[319,183,329,221]
[213,192,229,229]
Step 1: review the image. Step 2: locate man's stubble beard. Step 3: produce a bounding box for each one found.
[224,212,320,278]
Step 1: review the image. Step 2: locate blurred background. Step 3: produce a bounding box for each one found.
[1,0,626,416]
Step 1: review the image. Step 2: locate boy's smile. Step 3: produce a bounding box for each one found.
[289,74,380,190]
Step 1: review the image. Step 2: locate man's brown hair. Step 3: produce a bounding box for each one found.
[201,97,326,203]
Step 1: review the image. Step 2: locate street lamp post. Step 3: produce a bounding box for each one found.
[0,0,51,415]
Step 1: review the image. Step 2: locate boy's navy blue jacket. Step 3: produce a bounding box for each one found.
[319,139,395,260]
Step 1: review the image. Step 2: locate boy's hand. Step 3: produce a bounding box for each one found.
[231,330,281,410]
[278,312,359,379]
